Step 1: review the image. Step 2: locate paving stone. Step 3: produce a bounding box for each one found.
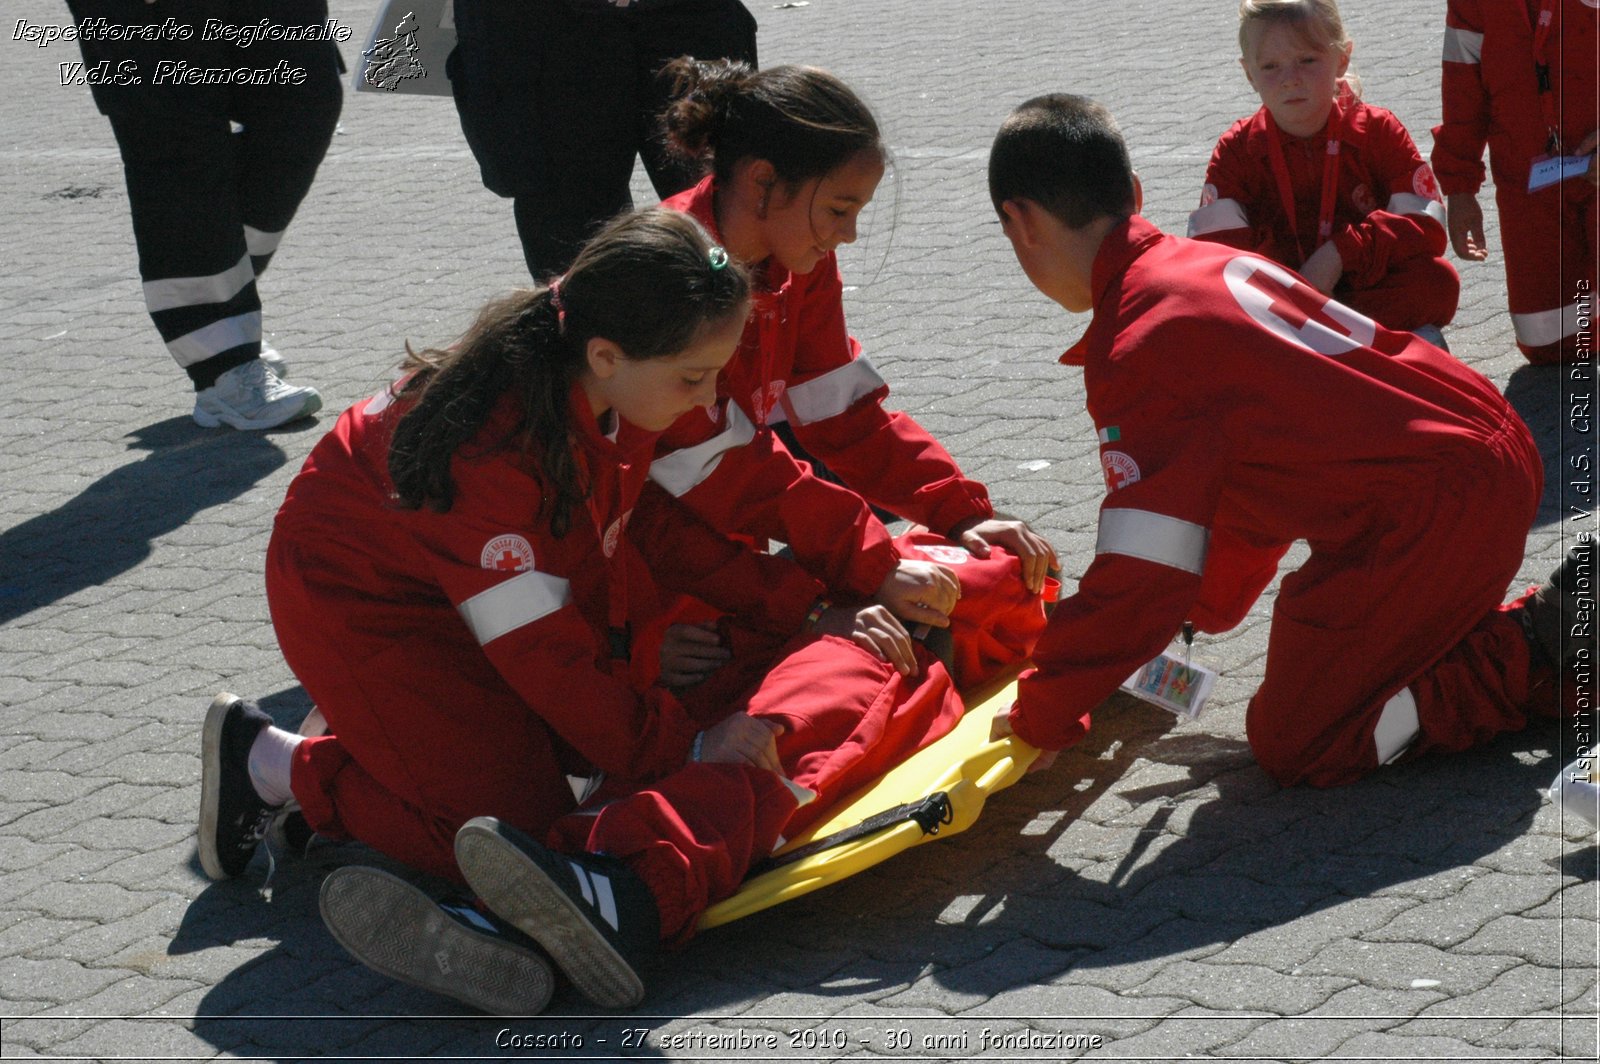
[0,0,1587,1059]
[1366,873,1565,947]
[1300,938,1523,996]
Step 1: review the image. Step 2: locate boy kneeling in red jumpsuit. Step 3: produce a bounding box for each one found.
[986,94,1590,788]
[197,210,974,1015]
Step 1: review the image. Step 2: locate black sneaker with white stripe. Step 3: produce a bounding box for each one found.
[454,817,660,1010]
[198,692,281,880]
[320,865,555,1016]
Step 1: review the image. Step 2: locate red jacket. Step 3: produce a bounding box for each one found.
[650,178,993,594]
[272,382,824,781]
[1433,0,1599,195]
[1189,97,1450,292]
[1013,217,1533,751]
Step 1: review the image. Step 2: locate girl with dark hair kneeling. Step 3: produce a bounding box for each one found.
[198,208,964,1013]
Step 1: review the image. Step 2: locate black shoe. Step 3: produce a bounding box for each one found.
[267,806,316,858]
[198,692,280,880]
[1523,542,1595,671]
[320,865,555,1016]
[454,817,659,1009]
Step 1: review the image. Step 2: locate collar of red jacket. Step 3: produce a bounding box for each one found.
[1059,214,1166,366]
[668,175,795,304]
[564,380,659,467]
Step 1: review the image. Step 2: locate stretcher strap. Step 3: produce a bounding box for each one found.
[750,791,954,875]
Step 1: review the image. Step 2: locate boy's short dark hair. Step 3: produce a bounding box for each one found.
[988,95,1136,229]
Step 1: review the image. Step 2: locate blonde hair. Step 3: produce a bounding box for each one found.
[1238,0,1362,97]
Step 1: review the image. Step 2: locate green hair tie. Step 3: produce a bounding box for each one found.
[708,246,730,271]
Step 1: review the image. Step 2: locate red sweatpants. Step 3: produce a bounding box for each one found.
[1246,413,1547,787]
[285,625,961,943]
[1495,170,1599,365]
[1334,253,1460,334]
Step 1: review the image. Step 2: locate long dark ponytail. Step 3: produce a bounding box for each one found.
[387,208,750,536]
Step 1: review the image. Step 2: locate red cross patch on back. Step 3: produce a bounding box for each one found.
[1223,256,1376,355]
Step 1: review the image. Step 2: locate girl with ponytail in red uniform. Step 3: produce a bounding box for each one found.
[646,60,1055,692]
[198,209,964,1015]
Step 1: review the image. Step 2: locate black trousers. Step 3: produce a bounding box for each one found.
[449,0,758,280]
[68,0,343,387]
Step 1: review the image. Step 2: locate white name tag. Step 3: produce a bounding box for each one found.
[1529,154,1592,192]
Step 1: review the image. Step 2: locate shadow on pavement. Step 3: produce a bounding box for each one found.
[173,694,1572,1059]
[0,418,293,625]
[1505,363,1596,528]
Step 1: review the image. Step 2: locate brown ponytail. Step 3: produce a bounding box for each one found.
[661,58,884,189]
[387,209,750,535]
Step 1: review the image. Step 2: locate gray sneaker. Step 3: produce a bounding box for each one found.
[320,865,556,1015]
[193,358,321,430]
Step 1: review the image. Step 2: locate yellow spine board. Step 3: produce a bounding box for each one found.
[698,681,1036,930]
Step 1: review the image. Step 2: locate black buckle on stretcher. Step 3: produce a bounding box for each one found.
[750,791,954,876]
[1536,62,1552,94]
[608,624,631,662]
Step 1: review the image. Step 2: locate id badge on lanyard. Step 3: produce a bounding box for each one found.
[1267,107,1344,263]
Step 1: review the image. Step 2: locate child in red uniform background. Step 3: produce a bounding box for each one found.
[1433,0,1598,364]
[198,209,966,1014]
[1188,0,1459,344]
[986,94,1587,789]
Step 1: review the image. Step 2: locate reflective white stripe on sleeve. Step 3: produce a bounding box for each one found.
[456,569,572,645]
[1385,192,1447,226]
[1442,25,1483,64]
[1373,687,1420,763]
[243,224,285,258]
[783,357,886,426]
[1187,198,1250,237]
[166,311,262,368]
[142,253,255,314]
[1095,508,1209,575]
[1513,302,1582,348]
[364,387,395,416]
[647,403,757,497]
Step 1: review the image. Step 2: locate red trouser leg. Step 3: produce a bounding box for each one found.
[743,634,964,837]
[550,636,963,942]
[1496,173,1599,364]
[1246,418,1543,787]
[1336,253,1461,332]
[269,533,576,883]
[292,736,462,882]
[547,763,796,945]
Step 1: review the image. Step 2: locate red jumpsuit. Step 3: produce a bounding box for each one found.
[1012,217,1547,788]
[1432,0,1598,364]
[650,178,995,592]
[1189,96,1459,332]
[267,383,962,940]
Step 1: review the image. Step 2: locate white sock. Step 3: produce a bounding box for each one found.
[247,725,301,807]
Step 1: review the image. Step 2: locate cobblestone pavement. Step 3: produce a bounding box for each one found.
[1,0,1596,1060]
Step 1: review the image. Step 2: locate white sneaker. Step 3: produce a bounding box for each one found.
[1550,757,1599,832]
[193,359,322,430]
[258,346,288,377]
